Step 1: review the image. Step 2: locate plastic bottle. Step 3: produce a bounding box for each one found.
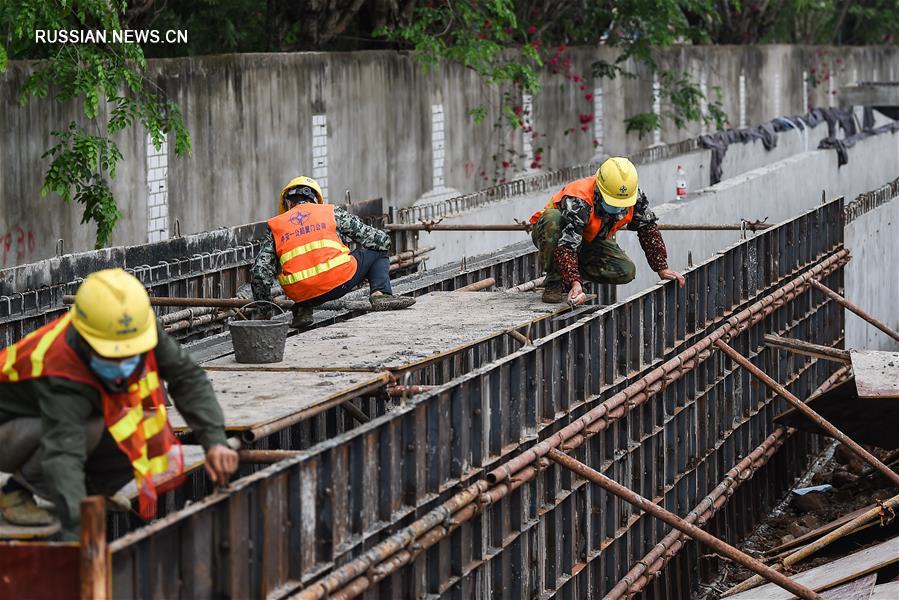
[676,165,687,200]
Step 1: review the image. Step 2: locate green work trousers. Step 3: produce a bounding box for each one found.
[531,207,636,290]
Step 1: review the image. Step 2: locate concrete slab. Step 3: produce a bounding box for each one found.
[169,370,390,432]
[850,350,899,398]
[203,292,560,371]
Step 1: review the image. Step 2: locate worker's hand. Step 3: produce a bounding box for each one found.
[567,282,588,306]
[658,269,686,288]
[205,444,239,485]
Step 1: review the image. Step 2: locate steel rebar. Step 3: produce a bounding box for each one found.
[457,277,496,292]
[384,222,773,232]
[810,279,899,342]
[62,295,293,309]
[546,448,822,600]
[612,365,851,598]
[715,340,899,487]
[301,249,850,599]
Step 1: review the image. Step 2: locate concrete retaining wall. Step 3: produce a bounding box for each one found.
[3,45,899,265]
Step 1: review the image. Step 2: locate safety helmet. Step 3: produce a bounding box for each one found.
[278,176,324,213]
[70,268,157,358]
[595,157,639,208]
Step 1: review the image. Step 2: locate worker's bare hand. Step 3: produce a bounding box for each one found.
[658,269,685,288]
[567,282,587,306]
[205,445,239,485]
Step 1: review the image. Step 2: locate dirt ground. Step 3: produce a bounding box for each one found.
[699,441,899,598]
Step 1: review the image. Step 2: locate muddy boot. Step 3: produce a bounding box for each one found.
[542,286,565,304]
[0,488,53,526]
[290,306,314,329]
[369,292,416,311]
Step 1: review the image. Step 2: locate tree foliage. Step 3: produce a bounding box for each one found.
[1,0,190,248]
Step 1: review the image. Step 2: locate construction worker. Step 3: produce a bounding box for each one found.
[0,269,238,540]
[529,156,685,305]
[251,176,415,327]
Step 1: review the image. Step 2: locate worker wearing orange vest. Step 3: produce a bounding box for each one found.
[529,157,685,305]
[0,269,238,540]
[251,176,415,327]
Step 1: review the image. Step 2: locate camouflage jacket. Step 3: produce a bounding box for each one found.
[251,207,391,302]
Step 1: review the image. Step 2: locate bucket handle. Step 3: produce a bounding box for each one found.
[233,300,288,321]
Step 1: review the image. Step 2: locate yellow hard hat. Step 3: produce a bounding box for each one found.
[70,268,157,358]
[278,176,324,213]
[595,157,639,208]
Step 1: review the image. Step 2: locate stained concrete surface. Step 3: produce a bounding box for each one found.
[204,291,559,371]
[168,370,389,431]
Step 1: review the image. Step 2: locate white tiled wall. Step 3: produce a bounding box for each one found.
[312,114,329,202]
[739,71,747,128]
[593,86,604,155]
[146,134,168,242]
[522,92,534,168]
[432,104,445,188]
[652,74,662,145]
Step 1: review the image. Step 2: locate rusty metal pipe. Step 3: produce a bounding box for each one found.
[715,340,899,487]
[63,295,293,309]
[307,249,850,597]
[384,222,773,232]
[506,276,545,293]
[457,277,496,292]
[810,279,899,342]
[546,448,822,600]
[239,449,303,463]
[388,246,435,265]
[763,334,851,364]
[385,385,436,397]
[614,365,852,598]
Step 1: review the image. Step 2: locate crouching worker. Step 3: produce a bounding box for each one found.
[0,269,238,540]
[252,176,415,328]
[529,156,685,305]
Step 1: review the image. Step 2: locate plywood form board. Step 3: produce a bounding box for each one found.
[729,534,899,599]
[870,581,899,600]
[820,574,876,600]
[203,292,561,371]
[851,351,899,398]
[168,369,390,431]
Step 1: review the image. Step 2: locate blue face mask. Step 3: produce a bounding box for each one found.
[89,355,141,382]
[600,199,627,214]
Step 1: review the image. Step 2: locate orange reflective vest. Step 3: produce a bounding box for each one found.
[268,204,357,302]
[530,176,634,242]
[0,313,183,520]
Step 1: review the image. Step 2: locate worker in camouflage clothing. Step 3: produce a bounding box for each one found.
[251,176,414,328]
[529,157,685,305]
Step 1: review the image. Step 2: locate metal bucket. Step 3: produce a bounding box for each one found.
[229,319,289,364]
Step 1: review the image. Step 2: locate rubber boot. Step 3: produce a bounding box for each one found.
[542,287,566,304]
[369,292,416,311]
[290,306,314,329]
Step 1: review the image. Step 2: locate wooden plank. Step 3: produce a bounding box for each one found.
[766,503,877,556]
[203,292,560,371]
[168,371,389,432]
[871,581,899,600]
[729,535,899,600]
[820,574,876,600]
[0,542,79,599]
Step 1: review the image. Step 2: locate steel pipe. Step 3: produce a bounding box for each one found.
[384,222,773,232]
[506,276,545,293]
[613,365,852,598]
[457,277,496,292]
[388,246,435,265]
[763,334,851,364]
[385,385,436,397]
[810,279,899,342]
[715,340,899,487]
[546,448,822,600]
[238,449,303,464]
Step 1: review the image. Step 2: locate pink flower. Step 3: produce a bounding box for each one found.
[501,160,511,168]
[527,25,537,34]
[572,74,582,82]
[585,93,593,101]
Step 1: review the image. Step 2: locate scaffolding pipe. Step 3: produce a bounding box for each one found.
[62,295,293,309]
[714,340,899,487]
[612,365,852,598]
[809,279,899,342]
[300,249,849,600]
[546,448,823,600]
[457,277,496,292]
[384,222,773,232]
[506,276,545,293]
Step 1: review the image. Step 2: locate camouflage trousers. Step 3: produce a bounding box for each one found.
[531,207,636,290]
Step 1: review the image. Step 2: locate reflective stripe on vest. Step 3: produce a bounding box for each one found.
[278,253,353,286]
[31,313,72,377]
[279,239,349,265]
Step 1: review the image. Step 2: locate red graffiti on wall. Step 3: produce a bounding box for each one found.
[1,226,37,266]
